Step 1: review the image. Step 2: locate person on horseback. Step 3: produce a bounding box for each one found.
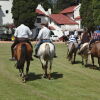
[34,23,57,58]
[77,28,90,49]
[68,31,78,43]
[10,22,33,61]
[89,26,100,48]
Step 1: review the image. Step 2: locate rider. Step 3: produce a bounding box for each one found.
[77,28,90,49]
[68,31,78,43]
[34,23,57,58]
[89,26,100,49]
[10,22,33,61]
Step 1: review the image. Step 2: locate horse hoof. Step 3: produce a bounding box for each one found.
[42,74,47,78]
[22,78,26,83]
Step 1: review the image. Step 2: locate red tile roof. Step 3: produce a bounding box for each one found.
[35,9,46,15]
[60,6,77,14]
[74,16,81,20]
[49,14,78,25]
[48,26,55,30]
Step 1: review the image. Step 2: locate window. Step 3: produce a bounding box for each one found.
[37,18,41,23]
[5,10,9,14]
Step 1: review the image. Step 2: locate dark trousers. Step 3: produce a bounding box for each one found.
[89,39,100,48]
[11,39,33,57]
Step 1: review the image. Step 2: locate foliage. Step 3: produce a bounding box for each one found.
[12,0,52,29]
[80,0,100,30]
[53,0,81,13]
[93,0,100,26]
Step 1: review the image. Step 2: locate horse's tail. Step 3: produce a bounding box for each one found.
[21,43,27,60]
[44,44,50,59]
[16,43,27,69]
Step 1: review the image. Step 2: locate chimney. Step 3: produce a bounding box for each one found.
[48,8,51,15]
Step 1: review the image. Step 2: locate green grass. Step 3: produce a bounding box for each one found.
[0,43,100,100]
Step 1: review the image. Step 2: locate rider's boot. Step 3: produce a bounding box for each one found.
[9,49,16,61]
[34,49,38,58]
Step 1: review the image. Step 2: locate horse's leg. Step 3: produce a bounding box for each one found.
[48,60,52,80]
[40,58,46,78]
[26,60,30,75]
[85,58,88,65]
[19,69,22,77]
[91,56,94,66]
[98,57,100,68]
[82,56,84,65]
[25,60,30,80]
[73,52,76,64]
[45,61,48,78]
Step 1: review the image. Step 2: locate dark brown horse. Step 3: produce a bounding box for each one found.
[91,42,100,67]
[14,42,33,82]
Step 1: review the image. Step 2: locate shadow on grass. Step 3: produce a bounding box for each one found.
[85,64,100,70]
[51,72,63,79]
[27,73,42,81]
[27,72,63,81]
[72,61,82,64]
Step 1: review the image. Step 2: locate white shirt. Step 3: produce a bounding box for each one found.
[14,24,32,38]
[64,30,69,36]
[37,26,50,40]
[74,30,78,37]
[69,35,77,42]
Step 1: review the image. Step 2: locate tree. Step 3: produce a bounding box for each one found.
[80,0,94,31]
[12,0,52,29]
[80,0,100,30]
[52,0,80,13]
[93,0,100,26]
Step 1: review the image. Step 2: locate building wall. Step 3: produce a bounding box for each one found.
[74,4,81,18]
[0,0,13,25]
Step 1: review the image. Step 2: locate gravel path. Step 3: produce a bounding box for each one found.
[0,41,64,44]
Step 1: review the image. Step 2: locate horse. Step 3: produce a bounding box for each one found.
[37,42,55,80]
[91,42,100,67]
[67,42,78,64]
[14,42,33,82]
[78,42,90,65]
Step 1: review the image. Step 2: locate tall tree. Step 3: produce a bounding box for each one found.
[12,0,52,29]
[80,0,94,30]
[52,0,80,13]
[80,0,100,30]
[93,0,100,26]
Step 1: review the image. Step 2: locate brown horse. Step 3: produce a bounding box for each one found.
[14,42,33,82]
[91,42,100,67]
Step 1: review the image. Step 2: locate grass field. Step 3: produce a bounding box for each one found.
[0,43,100,100]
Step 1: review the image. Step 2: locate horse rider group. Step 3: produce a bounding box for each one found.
[34,23,57,58]
[10,22,57,61]
[65,26,100,54]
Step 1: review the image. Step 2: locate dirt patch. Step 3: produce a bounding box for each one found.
[0,41,64,44]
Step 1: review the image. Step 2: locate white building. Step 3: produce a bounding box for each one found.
[0,0,13,26]
[34,4,82,39]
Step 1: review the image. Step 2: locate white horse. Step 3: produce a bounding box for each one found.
[37,42,55,79]
[78,42,90,65]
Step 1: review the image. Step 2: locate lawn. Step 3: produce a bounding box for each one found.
[0,43,100,100]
